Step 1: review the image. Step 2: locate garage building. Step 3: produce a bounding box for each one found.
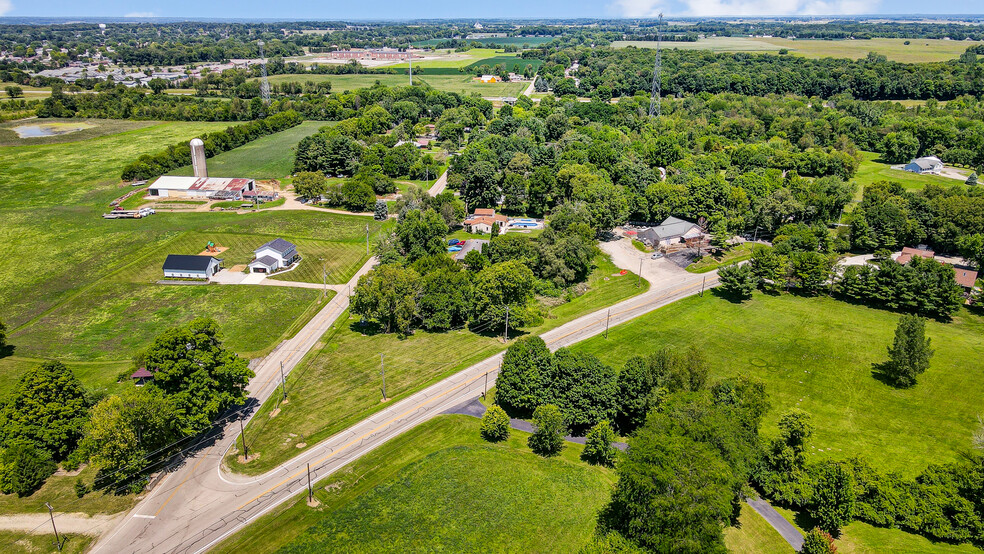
[162,255,221,280]
[148,176,255,200]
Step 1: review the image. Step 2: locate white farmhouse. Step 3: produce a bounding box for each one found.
[248,238,299,274]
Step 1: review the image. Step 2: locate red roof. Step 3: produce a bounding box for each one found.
[131,367,153,379]
[898,247,935,265]
[473,208,495,217]
[954,268,979,288]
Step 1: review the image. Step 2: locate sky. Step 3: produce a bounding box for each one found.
[0,0,982,20]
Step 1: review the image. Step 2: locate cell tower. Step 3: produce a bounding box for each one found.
[648,13,664,119]
[408,43,413,86]
[257,40,271,105]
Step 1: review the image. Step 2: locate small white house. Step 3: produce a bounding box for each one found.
[903,156,944,175]
[162,254,221,280]
[248,238,298,274]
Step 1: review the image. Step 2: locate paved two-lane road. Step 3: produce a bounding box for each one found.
[93,240,719,554]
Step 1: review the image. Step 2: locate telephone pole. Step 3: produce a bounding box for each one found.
[306,463,313,502]
[239,418,248,460]
[700,276,706,297]
[605,308,611,339]
[380,353,387,401]
[408,43,413,86]
[280,361,287,402]
[504,305,510,342]
[45,502,62,552]
[638,258,643,287]
[366,223,370,255]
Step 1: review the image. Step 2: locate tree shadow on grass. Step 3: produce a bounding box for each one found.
[348,318,385,337]
[870,361,913,389]
[709,288,747,304]
[0,344,14,359]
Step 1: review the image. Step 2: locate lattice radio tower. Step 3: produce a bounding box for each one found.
[257,40,271,105]
[648,13,664,118]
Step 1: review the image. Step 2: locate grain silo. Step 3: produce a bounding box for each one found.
[190,138,207,178]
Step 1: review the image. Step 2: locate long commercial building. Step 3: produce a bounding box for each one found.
[148,176,255,200]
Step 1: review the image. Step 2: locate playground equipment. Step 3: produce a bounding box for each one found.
[206,241,218,253]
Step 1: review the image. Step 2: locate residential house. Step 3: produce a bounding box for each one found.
[162,254,221,280]
[954,267,979,290]
[896,246,935,265]
[636,217,704,250]
[248,238,299,274]
[903,156,944,175]
[463,208,509,235]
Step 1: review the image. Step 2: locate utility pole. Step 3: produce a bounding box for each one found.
[408,43,413,86]
[45,502,62,552]
[380,353,387,401]
[306,463,313,503]
[280,361,287,402]
[700,276,706,297]
[239,418,248,460]
[366,223,370,255]
[638,258,643,287]
[605,308,611,339]
[504,305,510,342]
[322,260,328,300]
[484,370,489,398]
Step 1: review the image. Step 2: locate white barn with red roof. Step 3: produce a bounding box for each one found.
[148,176,255,200]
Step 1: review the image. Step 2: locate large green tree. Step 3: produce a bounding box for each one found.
[471,261,539,330]
[528,404,567,457]
[351,264,422,335]
[143,318,253,431]
[0,361,88,460]
[292,171,327,199]
[496,336,553,415]
[542,349,618,431]
[717,263,757,300]
[396,208,449,263]
[810,461,856,536]
[884,314,933,388]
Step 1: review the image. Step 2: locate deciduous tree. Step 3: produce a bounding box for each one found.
[496,336,553,414]
[351,264,422,336]
[581,420,617,467]
[0,361,88,460]
[528,404,566,457]
[480,405,510,442]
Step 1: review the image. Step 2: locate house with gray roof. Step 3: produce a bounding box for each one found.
[247,238,298,274]
[162,254,221,280]
[904,156,943,175]
[636,217,704,250]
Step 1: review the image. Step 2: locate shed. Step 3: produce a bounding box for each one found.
[162,254,221,280]
[131,367,153,386]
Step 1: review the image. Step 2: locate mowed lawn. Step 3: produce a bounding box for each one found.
[169,121,328,179]
[262,73,411,91]
[214,415,614,554]
[852,151,968,199]
[417,74,528,97]
[613,37,972,63]
[723,504,795,554]
[259,72,527,96]
[228,256,645,475]
[572,293,984,475]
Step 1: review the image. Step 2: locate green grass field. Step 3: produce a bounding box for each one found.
[0,118,158,146]
[0,120,385,394]
[772,505,979,553]
[572,293,984,475]
[852,151,969,199]
[686,242,756,273]
[215,415,613,554]
[168,121,327,179]
[228,255,645,475]
[413,37,556,47]
[723,504,795,554]
[613,37,973,63]
[259,72,527,96]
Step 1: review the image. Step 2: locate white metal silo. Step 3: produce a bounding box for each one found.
[190,138,207,178]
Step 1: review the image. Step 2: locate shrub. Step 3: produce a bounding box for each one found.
[581,420,617,467]
[528,404,567,457]
[373,200,389,221]
[480,405,511,442]
[810,461,856,535]
[801,528,837,554]
[74,477,89,498]
[717,262,757,300]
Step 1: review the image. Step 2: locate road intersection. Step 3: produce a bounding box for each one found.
[92,239,719,554]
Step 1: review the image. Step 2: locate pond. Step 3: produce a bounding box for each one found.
[12,122,94,138]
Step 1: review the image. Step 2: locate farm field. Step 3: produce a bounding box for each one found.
[259,72,527,96]
[169,121,328,179]
[0,120,384,392]
[613,37,975,62]
[572,292,984,475]
[0,118,157,146]
[214,415,613,554]
[227,255,646,475]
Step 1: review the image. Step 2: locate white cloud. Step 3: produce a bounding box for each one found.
[124,11,157,18]
[0,0,13,17]
[610,0,877,17]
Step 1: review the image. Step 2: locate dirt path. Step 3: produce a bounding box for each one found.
[0,513,123,535]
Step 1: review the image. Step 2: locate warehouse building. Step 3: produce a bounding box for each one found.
[148,176,255,200]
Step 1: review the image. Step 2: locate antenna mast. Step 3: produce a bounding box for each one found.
[408,43,413,86]
[648,13,664,118]
[257,40,271,106]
